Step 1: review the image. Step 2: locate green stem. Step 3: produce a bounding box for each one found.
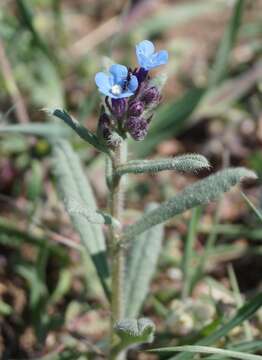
[109,141,127,359]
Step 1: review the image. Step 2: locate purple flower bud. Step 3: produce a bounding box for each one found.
[141,86,160,105]
[134,67,148,83]
[128,101,144,117]
[111,98,127,119]
[98,112,111,141]
[126,116,149,141]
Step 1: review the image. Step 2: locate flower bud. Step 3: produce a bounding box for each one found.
[128,101,144,117]
[141,86,160,105]
[134,67,148,83]
[97,112,111,141]
[126,116,148,141]
[111,98,127,119]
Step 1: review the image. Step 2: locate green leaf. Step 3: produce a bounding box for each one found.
[116,154,210,177]
[16,262,47,310]
[65,198,120,227]
[181,207,202,300]
[0,300,12,316]
[209,0,245,87]
[196,61,262,118]
[168,292,262,360]
[0,123,69,138]
[241,191,262,223]
[53,140,110,299]
[123,168,256,241]
[26,160,43,201]
[150,345,262,360]
[114,318,155,347]
[50,269,72,305]
[137,0,227,36]
[16,0,56,64]
[46,108,108,153]
[125,204,164,318]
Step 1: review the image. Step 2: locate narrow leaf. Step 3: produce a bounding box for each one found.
[125,204,164,318]
[0,123,69,138]
[123,168,256,241]
[65,198,120,227]
[197,61,262,118]
[46,108,108,153]
[53,140,110,298]
[241,192,262,223]
[115,154,210,177]
[150,345,262,360]
[209,0,245,87]
[181,207,202,300]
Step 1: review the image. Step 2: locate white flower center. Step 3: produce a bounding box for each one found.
[111,84,122,96]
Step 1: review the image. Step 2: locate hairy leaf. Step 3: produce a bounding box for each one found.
[46,108,108,153]
[53,140,110,298]
[114,318,155,347]
[116,154,210,177]
[123,168,256,241]
[65,198,120,227]
[125,204,164,318]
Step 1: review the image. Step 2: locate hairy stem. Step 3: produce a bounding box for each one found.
[109,141,127,359]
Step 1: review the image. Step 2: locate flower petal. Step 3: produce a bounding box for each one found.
[120,90,135,98]
[154,50,168,66]
[109,64,128,85]
[136,40,155,57]
[136,54,151,69]
[136,40,155,68]
[128,75,138,92]
[98,88,112,98]
[95,72,111,91]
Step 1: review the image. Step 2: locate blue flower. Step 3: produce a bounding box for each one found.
[95,64,138,99]
[136,40,168,70]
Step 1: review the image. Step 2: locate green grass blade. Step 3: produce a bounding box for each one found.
[181,207,202,300]
[228,264,253,340]
[241,191,262,223]
[137,0,227,36]
[150,345,262,360]
[16,0,56,64]
[0,123,69,138]
[208,0,245,87]
[190,205,221,292]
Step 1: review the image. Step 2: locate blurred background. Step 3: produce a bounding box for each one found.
[0,0,261,359]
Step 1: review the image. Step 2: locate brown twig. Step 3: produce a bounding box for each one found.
[0,36,29,123]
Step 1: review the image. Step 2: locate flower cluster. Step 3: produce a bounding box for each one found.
[95,40,168,144]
